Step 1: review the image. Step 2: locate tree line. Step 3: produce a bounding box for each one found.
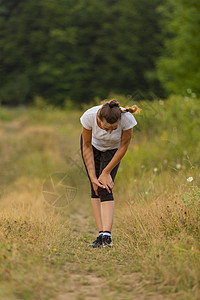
[0,0,199,106]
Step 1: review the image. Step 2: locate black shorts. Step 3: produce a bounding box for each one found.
[80,133,120,202]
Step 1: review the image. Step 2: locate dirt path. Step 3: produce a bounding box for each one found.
[56,211,106,300]
[56,208,170,300]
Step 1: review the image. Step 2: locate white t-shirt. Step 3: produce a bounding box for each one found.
[80,105,137,151]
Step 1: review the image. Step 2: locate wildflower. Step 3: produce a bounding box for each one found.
[145,191,148,195]
[154,168,158,173]
[176,164,181,170]
[183,150,188,155]
[187,88,192,94]
[187,177,193,182]
[191,246,194,251]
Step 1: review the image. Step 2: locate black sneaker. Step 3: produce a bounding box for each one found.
[102,235,113,248]
[88,235,103,248]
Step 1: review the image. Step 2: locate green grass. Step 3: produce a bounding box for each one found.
[0,95,200,299]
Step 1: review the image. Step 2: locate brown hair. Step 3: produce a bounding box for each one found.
[99,99,141,124]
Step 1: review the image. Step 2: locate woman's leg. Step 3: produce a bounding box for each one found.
[80,134,103,233]
[101,200,114,232]
[98,149,120,232]
[91,198,103,232]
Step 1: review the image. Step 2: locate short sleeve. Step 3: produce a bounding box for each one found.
[80,112,92,130]
[121,113,137,130]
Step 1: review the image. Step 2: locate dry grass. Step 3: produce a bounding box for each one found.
[0,102,200,299]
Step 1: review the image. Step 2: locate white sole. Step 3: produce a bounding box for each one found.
[103,243,113,248]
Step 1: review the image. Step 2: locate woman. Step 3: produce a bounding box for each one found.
[80,99,140,248]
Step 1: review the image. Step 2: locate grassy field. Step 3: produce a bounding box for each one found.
[0,95,200,300]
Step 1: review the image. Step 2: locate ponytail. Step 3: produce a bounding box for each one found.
[121,104,141,114]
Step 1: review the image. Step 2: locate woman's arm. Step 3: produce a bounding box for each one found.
[82,127,105,194]
[104,128,133,173]
[82,127,96,180]
[97,128,133,191]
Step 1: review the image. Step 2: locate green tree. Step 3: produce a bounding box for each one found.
[157,0,200,97]
[91,0,165,98]
[0,0,165,106]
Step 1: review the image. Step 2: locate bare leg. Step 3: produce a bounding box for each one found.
[101,201,114,232]
[91,198,103,232]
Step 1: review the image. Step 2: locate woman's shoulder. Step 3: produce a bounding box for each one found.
[120,108,137,129]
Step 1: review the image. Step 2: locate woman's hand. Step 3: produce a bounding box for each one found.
[98,171,114,193]
[91,177,105,197]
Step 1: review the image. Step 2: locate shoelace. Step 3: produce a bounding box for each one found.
[103,235,111,242]
[94,236,102,243]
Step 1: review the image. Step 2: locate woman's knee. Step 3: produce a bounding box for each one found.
[97,186,114,202]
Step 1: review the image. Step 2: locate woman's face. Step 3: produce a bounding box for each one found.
[100,118,119,134]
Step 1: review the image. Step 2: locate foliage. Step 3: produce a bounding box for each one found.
[117,94,200,185]
[157,0,200,97]
[0,0,165,105]
[182,185,200,207]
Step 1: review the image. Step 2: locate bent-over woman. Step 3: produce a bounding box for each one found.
[80,99,140,248]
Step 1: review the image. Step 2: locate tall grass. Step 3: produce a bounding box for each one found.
[0,95,200,299]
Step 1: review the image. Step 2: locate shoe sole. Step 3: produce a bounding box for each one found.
[102,242,113,248]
